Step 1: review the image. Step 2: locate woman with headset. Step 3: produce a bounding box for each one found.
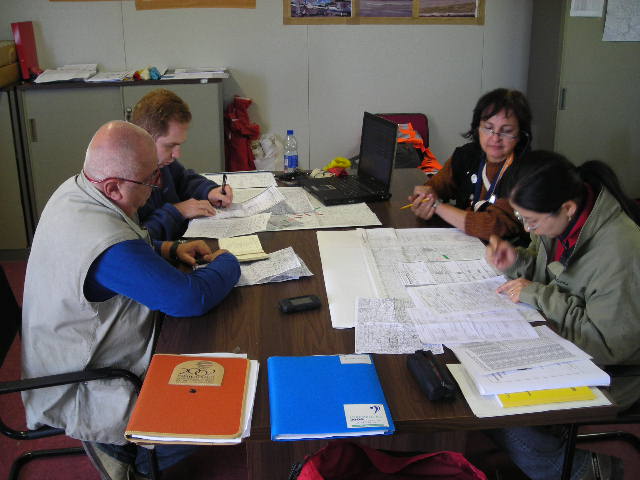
[409,88,532,245]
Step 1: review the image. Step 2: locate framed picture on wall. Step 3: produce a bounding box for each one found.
[285,0,484,24]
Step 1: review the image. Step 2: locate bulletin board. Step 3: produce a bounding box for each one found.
[284,0,484,25]
[49,0,256,8]
[135,0,255,9]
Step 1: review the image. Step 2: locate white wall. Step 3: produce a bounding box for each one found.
[2,0,532,169]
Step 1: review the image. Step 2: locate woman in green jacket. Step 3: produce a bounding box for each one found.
[485,150,640,480]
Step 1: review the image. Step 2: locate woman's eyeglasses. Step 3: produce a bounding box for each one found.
[479,126,519,141]
[514,210,554,232]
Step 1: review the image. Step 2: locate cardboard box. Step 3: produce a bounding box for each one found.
[0,41,17,68]
[0,62,19,88]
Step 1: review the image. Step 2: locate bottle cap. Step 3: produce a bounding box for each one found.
[287,129,294,135]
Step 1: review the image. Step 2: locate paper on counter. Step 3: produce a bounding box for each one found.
[184,213,271,238]
[447,364,611,418]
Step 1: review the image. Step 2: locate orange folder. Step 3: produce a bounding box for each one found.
[125,354,250,444]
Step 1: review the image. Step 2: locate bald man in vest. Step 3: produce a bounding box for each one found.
[21,121,240,479]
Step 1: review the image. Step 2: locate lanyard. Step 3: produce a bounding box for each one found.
[472,152,514,205]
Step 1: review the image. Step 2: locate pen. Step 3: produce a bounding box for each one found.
[221,173,227,195]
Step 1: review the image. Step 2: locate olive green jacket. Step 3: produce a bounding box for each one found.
[505,188,640,409]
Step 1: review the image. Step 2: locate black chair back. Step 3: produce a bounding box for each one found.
[0,267,20,367]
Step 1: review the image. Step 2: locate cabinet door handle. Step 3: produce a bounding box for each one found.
[125,107,132,122]
[29,118,38,142]
[559,88,567,111]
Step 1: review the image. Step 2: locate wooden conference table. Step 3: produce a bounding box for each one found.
[155,168,618,479]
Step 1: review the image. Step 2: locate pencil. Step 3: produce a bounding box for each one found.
[400,198,429,210]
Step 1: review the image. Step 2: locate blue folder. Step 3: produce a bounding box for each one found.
[268,354,395,440]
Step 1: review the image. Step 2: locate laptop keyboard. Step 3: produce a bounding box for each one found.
[328,176,375,195]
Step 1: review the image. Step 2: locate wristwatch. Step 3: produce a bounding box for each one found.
[432,198,443,211]
[169,239,187,261]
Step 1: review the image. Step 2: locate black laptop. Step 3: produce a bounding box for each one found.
[299,112,398,206]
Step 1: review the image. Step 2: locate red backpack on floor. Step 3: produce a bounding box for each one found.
[290,440,487,480]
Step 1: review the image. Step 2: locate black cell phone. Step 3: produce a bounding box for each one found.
[278,295,321,313]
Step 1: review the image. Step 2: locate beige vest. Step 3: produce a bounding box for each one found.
[22,174,156,444]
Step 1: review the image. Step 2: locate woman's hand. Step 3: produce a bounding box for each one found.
[409,185,439,220]
[496,278,532,303]
[486,235,517,271]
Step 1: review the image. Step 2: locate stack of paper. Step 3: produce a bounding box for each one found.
[268,354,394,440]
[125,353,258,444]
[447,326,611,417]
[218,235,268,262]
[34,64,97,83]
[162,67,229,80]
[85,70,134,82]
[236,247,312,286]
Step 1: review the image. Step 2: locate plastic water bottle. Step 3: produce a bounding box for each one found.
[283,129,299,173]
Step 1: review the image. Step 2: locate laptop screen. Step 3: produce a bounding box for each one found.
[357,112,398,188]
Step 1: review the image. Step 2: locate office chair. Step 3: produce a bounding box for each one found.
[0,267,160,480]
[377,113,429,147]
[560,398,640,480]
[377,113,434,169]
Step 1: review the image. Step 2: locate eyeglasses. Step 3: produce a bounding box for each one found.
[83,168,161,189]
[514,210,554,232]
[479,126,519,141]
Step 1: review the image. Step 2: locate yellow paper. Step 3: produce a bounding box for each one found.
[498,386,596,408]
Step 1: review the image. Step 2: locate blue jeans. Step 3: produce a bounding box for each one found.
[484,426,590,480]
[96,442,199,476]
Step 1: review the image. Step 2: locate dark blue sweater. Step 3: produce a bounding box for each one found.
[84,239,240,317]
[138,161,219,241]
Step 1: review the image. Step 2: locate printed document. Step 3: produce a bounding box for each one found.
[450,326,593,376]
[215,186,285,219]
[394,259,499,286]
[410,319,538,345]
[184,213,271,238]
[354,298,441,354]
[202,172,277,189]
[236,247,312,286]
[406,277,518,316]
[447,364,611,418]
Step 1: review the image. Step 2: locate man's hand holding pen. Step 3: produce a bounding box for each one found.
[208,175,233,208]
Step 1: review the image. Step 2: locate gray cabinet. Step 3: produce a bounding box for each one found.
[0,90,28,249]
[528,0,640,198]
[17,80,224,225]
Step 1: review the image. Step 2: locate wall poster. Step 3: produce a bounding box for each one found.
[284,0,484,25]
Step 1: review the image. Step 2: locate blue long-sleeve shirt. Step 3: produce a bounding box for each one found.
[138,161,219,241]
[84,239,240,317]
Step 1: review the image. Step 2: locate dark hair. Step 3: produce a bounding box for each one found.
[508,150,640,225]
[131,89,192,139]
[463,88,532,157]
